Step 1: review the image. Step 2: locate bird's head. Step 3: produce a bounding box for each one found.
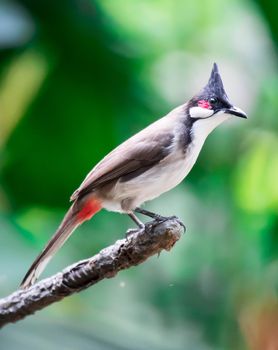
[187,63,247,131]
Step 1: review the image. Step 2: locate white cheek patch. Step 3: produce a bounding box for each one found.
[189,106,214,119]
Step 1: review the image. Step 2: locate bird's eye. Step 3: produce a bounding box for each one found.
[209,97,217,104]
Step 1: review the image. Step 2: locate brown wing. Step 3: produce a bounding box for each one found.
[71,129,174,201]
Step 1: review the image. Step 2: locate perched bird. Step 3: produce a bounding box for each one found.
[21,63,247,288]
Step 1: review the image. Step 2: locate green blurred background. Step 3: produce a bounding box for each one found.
[0,0,278,349]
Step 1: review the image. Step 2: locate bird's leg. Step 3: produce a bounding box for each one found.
[135,207,168,221]
[128,212,145,228]
[135,207,186,231]
[126,212,145,238]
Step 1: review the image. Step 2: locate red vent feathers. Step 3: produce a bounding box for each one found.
[77,197,102,222]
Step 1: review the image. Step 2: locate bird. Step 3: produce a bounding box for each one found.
[21,63,247,288]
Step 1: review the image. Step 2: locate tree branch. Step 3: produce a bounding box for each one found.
[0,218,184,328]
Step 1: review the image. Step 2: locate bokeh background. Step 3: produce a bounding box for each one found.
[0,0,278,349]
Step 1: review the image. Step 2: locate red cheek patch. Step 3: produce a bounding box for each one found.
[198,100,212,109]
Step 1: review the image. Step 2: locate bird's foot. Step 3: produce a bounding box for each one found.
[134,208,186,232]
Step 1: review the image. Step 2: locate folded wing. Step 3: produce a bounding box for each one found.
[71,130,174,201]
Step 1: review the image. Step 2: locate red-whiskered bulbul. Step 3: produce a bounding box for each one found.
[21,63,247,288]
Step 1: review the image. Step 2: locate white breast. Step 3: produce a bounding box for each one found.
[102,140,204,212]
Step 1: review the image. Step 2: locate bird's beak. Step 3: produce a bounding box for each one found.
[225,106,247,119]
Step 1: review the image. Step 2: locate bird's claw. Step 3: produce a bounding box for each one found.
[176,219,186,232]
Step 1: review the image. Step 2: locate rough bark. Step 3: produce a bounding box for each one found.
[0,218,184,329]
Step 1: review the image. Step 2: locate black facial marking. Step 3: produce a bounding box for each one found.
[182,121,193,150]
[178,115,194,152]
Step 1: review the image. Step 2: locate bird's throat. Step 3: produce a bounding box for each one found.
[191,112,231,143]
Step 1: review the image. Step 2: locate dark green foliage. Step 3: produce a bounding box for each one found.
[0,0,278,349]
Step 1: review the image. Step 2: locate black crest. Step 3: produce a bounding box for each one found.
[202,63,229,101]
[186,63,233,117]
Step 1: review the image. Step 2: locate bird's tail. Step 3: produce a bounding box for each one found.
[20,196,102,289]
